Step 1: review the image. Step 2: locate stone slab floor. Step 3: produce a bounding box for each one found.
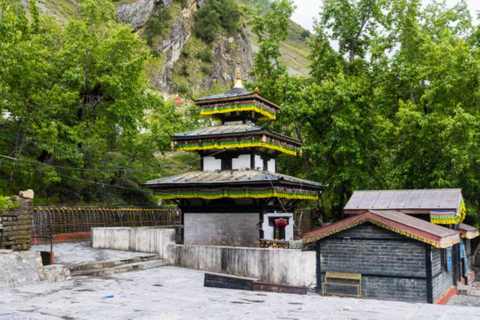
[1,266,479,320]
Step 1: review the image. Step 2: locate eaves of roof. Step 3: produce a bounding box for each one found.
[302,210,460,249]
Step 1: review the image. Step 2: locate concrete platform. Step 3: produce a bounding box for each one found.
[0,266,479,320]
[31,241,151,265]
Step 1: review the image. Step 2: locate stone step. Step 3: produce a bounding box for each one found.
[69,254,160,273]
[457,284,472,295]
[71,259,166,277]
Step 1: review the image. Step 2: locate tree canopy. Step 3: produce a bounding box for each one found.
[0,0,197,205]
[250,0,480,226]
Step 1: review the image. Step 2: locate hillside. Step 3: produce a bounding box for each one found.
[26,0,311,95]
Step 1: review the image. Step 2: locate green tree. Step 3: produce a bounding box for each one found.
[0,0,193,205]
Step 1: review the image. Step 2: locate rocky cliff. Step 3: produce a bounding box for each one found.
[26,0,309,95]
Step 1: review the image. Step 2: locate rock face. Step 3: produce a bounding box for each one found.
[152,0,199,90]
[116,0,159,30]
[207,25,254,88]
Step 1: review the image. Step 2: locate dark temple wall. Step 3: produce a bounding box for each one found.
[319,224,428,303]
[0,198,33,251]
[431,247,453,302]
[184,212,259,246]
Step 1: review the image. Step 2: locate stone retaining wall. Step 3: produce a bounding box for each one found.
[0,249,70,287]
[0,197,33,251]
[91,227,316,288]
[92,227,176,260]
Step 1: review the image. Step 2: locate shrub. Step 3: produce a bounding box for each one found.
[194,0,241,43]
[178,84,189,95]
[201,66,212,75]
[179,63,189,77]
[144,6,172,45]
[195,48,213,62]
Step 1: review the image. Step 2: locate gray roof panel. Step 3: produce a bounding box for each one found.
[145,170,324,189]
[344,189,462,211]
[195,88,253,101]
[173,123,263,138]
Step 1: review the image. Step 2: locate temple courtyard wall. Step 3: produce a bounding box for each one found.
[92,227,316,288]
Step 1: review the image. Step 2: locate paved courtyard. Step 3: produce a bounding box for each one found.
[1,266,480,320]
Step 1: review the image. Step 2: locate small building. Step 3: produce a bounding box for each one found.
[145,69,325,246]
[303,189,479,304]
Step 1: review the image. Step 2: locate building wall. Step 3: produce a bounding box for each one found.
[254,155,263,170]
[465,239,472,267]
[262,212,293,240]
[232,154,251,170]
[267,159,275,173]
[203,156,221,171]
[432,247,453,302]
[184,212,259,246]
[319,224,428,303]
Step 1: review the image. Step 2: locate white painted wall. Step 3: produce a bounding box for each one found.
[232,154,251,170]
[262,212,294,241]
[203,156,221,171]
[92,227,176,260]
[91,227,316,288]
[267,159,276,173]
[254,155,263,170]
[168,245,316,288]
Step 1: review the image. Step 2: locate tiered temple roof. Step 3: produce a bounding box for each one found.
[146,68,324,204]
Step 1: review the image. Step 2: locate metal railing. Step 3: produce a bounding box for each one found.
[32,206,181,237]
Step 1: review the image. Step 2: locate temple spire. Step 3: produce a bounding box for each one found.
[233,66,244,89]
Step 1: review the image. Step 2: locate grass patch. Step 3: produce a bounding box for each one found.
[39,0,78,21]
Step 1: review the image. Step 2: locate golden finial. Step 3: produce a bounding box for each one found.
[233,65,244,89]
[253,87,260,94]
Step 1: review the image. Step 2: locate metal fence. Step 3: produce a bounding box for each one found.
[32,206,181,237]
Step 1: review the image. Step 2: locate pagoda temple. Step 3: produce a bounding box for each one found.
[145,69,325,246]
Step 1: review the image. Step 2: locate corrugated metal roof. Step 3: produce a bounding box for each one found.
[344,189,462,211]
[171,123,302,145]
[458,223,480,239]
[195,88,252,101]
[370,210,458,238]
[144,170,324,189]
[173,123,263,137]
[303,210,460,248]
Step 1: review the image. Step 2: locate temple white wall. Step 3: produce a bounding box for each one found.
[261,212,293,241]
[232,154,251,170]
[254,155,263,170]
[203,156,221,171]
[267,159,276,173]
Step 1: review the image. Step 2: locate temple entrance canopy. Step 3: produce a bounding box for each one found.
[145,69,325,246]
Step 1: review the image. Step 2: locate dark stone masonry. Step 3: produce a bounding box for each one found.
[319,224,430,303]
[0,197,33,251]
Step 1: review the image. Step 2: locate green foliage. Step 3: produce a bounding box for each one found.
[0,196,18,212]
[200,66,212,75]
[194,0,241,43]
[144,5,173,45]
[251,0,480,226]
[195,48,213,63]
[300,30,310,40]
[176,0,189,9]
[0,0,197,205]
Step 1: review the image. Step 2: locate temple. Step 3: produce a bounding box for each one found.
[146,69,325,246]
